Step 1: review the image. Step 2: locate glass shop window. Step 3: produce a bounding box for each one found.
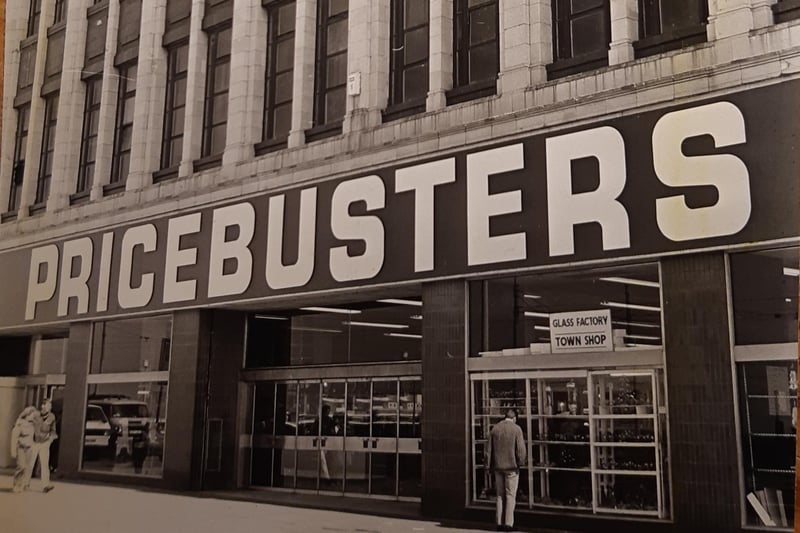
[731,247,798,529]
[245,297,423,367]
[90,316,173,374]
[470,263,663,357]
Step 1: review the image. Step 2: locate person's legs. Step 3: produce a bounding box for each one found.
[504,471,520,529]
[20,447,35,490]
[494,471,506,528]
[38,442,52,489]
[12,447,32,491]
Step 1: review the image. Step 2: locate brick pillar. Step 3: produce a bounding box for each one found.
[661,253,741,533]
[0,0,30,213]
[608,0,637,65]
[126,0,167,191]
[421,280,468,518]
[179,0,207,178]
[498,0,552,94]
[89,0,122,201]
[222,0,267,166]
[288,0,316,148]
[199,310,246,490]
[426,0,452,112]
[163,310,210,489]
[59,323,92,477]
[343,0,389,133]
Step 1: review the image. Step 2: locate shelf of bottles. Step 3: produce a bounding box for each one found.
[471,369,668,518]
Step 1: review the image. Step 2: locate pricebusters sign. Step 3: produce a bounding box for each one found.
[1,81,799,329]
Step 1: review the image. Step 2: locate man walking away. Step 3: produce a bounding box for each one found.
[487,408,526,532]
[31,398,57,493]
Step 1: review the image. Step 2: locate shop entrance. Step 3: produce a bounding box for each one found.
[250,377,422,500]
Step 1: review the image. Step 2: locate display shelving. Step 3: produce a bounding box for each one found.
[471,369,668,519]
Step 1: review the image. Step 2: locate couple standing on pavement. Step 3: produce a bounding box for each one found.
[487,408,527,532]
[10,398,57,493]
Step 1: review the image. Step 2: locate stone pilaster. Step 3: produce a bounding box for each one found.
[90,0,122,200]
[126,0,167,191]
[426,0,452,111]
[179,0,207,177]
[343,0,389,133]
[498,0,552,94]
[288,0,316,148]
[608,0,638,66]
[222,0,267,166]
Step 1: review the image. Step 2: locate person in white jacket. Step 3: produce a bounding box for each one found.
[10,406,37,492]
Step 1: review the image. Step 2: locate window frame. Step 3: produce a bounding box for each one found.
[34,94,59,207]
[27,0,42,37]
[548,0,611,80]
[53,0,67,25]
[200,24,232,162]
[109,62,137,188]
[7,105,30,214]
[309,0,348,140]
[159,41,189,176]
[385,0,429,120]
[76,76,103,195]
[259,0,296,152]
[449,0,498,105]
[634,0,708,59]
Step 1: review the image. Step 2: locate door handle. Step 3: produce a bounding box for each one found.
[418,439,422,451]
[321,437,326,448]
[363,439,369,449]
[312,438,318,447]
[372,439,378,449]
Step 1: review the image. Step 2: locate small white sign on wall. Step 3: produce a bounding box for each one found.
[549,309,613,353]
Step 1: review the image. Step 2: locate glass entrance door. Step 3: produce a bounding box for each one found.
[250,376,422,501]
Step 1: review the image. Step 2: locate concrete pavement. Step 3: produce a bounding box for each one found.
[0,475,557,533]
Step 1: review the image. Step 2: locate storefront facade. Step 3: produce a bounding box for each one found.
[2,1,800,532]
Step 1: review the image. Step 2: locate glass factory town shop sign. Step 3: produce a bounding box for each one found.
[1,81,798,329]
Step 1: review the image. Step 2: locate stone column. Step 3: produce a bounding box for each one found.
[90,0,122,200]
[288,0,316,148]
[707,0,757,41]
[608,0,637,66]
[126,0,167,191]
[48,0,94,211]
[498,0,553,94]
[426,0,452,112]
[343,0,389,133]
[0,0,31,213]
[179,0,208,177]
[17,0,54,216]
[222,0,267,166]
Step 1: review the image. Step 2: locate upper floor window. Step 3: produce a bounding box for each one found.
[451,0,497,102]
[54,0,67,24]
[549,0,610,79]
[8,106,30,213]
[635,0,707,58]
[77,77,102,195]
[311,0,348,137]
[387,0,429,116]
[201,25,232,159]
[160,43,189,172]
[28,0,42,37]
[35,94,59,206]
[262,0,295,147]
[111,63,137,185]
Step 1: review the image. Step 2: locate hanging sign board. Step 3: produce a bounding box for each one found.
[549,310,613,353]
